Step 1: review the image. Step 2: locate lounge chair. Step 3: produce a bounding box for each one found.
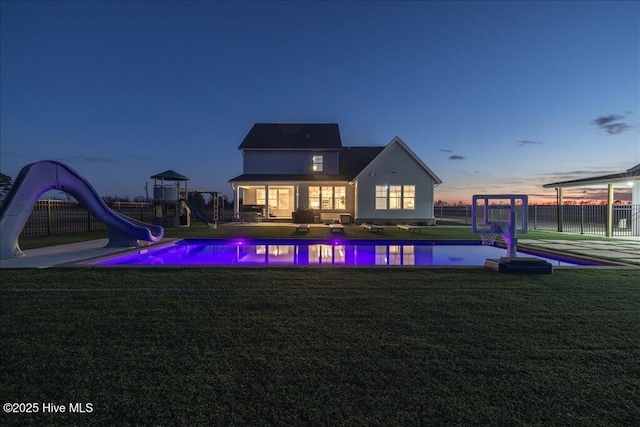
[362,223,383,233]
[397,224,421,234]
[296,224,310,233]
[329,223,344,234]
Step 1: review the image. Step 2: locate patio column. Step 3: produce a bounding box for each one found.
[556,188,563,232]
[633,181,640,236]
[606,183,613,237]
[264,184,269,218]
[234,185,240,217]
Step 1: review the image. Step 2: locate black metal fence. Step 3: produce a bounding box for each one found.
[9,199,229,238]
[16,200,154,238]
[435,204,640,237]
[3,199,638,238]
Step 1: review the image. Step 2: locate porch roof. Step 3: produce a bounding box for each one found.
[542,164,640,188]
[229,173,351,183]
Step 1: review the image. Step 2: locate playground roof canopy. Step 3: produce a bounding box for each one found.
[150,170,190,181]
[543,164,640,188]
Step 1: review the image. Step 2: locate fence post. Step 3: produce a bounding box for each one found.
[533,205,537,230]
[465,205,469,225]
[47,200,52,236]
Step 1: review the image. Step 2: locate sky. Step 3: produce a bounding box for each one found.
[1,0,639,204]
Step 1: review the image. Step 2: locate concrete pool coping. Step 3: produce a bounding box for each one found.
[1,237,638,269]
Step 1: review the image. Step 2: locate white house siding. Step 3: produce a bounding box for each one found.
[243,151,340,174]
[355,142,436,222]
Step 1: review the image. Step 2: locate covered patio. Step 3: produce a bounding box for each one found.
[231,183,298,221]
[543,164,640,237]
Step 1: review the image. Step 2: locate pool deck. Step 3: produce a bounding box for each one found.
[1,235,639,268]
[0,239,150,268]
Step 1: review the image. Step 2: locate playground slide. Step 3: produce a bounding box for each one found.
[184,199,216,226]
[0,160,164,259]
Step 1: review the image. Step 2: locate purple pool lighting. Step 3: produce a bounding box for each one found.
[94,239,597,267]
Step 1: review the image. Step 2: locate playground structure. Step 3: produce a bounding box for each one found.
[0,160,164,259]
[471,194,552,273]
[150,170,218,228]
[151,170,190,228]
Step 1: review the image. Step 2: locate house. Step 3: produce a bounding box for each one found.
[229,123,442,224]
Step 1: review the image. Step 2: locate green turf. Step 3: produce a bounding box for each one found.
[1,268,639,425]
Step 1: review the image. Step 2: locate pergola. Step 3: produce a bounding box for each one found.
[543,164,640,237]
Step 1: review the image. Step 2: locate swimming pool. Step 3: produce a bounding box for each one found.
[94,239,596,267]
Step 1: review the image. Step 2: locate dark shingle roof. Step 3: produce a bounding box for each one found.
[229,146,385,183]
[239,123,342,150]
[339,146,385,180]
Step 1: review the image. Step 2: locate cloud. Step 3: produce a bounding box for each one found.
[449,155,466,160]
[517,140,543,146]
[600,123,630,135]
[592,114,630,135]
[593,115,622,126]
[440,149,452,153]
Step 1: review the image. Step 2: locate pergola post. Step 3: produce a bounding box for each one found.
[264,184,269,218]
[556,188,563,232]
[606,183,613,237]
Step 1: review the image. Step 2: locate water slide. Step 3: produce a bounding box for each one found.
[0,160,164,259]
[184,199,216,227]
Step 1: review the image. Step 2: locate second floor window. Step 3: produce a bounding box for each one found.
[312,155,323,172]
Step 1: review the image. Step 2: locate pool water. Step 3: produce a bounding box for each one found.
[95,239,595,267]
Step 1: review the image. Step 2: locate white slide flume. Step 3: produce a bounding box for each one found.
[0,160,164,259]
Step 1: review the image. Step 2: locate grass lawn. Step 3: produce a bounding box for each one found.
[4,224,639,424]
[16,222,631,251]
[1,267,639,425]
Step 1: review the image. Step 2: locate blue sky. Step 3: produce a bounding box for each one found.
[1,1,638,203]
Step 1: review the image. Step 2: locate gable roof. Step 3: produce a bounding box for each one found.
[239,123,342,150]
[352,137,443,184]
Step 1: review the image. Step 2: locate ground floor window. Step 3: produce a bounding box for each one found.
[403,185,415,210]
[375,185,416,210]
[256,189,266,205]
[309,186,346,209]
[269,188,289,210]
[375,185,388,209]
[256,188,289,210]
